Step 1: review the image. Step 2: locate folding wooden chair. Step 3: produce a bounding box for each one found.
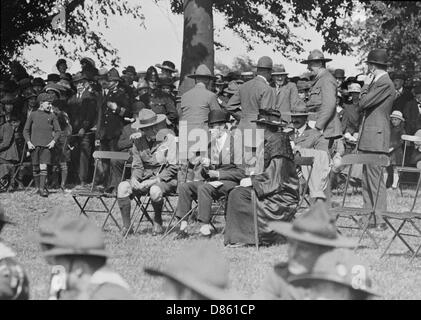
[8,143,33,191]
[397,134,421,196]
[71,151,130,231]
[380,171,421,262]
[294,156,314,211]
[328,154,390,249]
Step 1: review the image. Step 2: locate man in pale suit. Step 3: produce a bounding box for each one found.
[358,49,396,230]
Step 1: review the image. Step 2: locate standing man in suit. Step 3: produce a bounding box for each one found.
[391,71,413,113]
[402,85,421,135]
[302,50,342,154]
[358,49,396,230]
[272,64,299,123]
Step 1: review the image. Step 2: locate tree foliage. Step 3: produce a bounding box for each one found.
[0,0,144,73]
[343,1,421,77]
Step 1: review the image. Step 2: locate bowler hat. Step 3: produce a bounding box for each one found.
[144,243,239,300]
[37,92,56,104]
[131,109,166,130]
[289,248,379,297]
[107,68,122,82]
[283,101,315,117]
[255,56,273,70]
[56,58,67,68]
[72,72,89,83]
[155,61,178,73]
[269,202,356,248]
[187,64,217,80]
[301,49,332,64]
[272,64,289,76]
[390,110,405,122]
[205,110,230,126]
[37,209,108,257]
[334,69,346,79]
[46,73,60,83]
[123,66,137,75]
[224,81,241,95]
[252,108,286,127]
[366,49,388,66]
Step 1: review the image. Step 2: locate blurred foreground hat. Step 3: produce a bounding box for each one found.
[297,80,312,91]
[37,209,108,257]
[301,49,332,64]
[269,202,356,248]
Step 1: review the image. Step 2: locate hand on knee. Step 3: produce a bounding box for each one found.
[150,185,163,202]
[39,163,47,171]
[117,181,132,198]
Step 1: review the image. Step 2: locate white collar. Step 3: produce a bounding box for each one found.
[297,124,306,136]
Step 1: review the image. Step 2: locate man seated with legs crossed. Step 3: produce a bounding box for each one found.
[117,109,178,236]
[175,110,246,239]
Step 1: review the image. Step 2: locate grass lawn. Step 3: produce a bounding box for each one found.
[1,186,420,300]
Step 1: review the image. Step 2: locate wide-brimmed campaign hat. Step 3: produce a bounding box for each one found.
[366,49,388,66]
[252,108,286,127]
[144,243,240,300]
[187,64,217,80]
[107,68,122,82]
[122,65,137,75]
[131,109,166,130]
[282,102,315,117]
[224,80,241,95]
[297,80,312,92]
[36,209,109,257]
[72,72,89,83]
[205,110,230,126]
[272,64,289,76]
[269,202,356,248]
[301,49,332,64]
[390,110,405,122]
[155,61,178,73]
[254,56,273,70]
[334,69,346,79]
[288,248,379,297]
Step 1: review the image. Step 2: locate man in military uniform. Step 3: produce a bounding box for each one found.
[117,109,178,236]
[358,49,395,230]
[38,209,133,300]
[150,78,178,130]
[67,72,98,186]
[96,68,132,190]
[0,205,29,300]
[253,202,356,299]
[301,50,342,153]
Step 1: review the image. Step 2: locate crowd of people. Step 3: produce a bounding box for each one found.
[1,47,421,300]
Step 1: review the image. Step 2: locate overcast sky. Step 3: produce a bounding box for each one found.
[23,0,364,77]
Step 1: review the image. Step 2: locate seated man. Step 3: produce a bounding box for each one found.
[117,109,178,236]
[175,110,246,239]
[224,109,299,247]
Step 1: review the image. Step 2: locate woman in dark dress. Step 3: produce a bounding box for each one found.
[224,111,299,247]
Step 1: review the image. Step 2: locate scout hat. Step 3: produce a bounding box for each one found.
[334,69,346,79]
[297,80,312,92]
[107,68,122,82]
[269,202,356,248]
[72,72,89,83]
[254,56,273,70]
[224,80,241,95]
[301,49,332,64]
[289,249,379,297]
[187,64,217,80]
[348,83,362,93]
[390,110,405,122]
[37,210,108,257]
[144,243,239,300]
[282,101,315,117]
[205,110,230,126]
[131,109,166,130]
[252,108,286,127]
[96,68,109,80]
[272,64,289,76]
[122,65,137,75]
[366,49,388,66]
[155,61,178,73]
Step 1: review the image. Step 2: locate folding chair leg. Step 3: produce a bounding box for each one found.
[354,214,378,249]
[410,244,421,263]
[162,206,196,239]
[101,197,121,231]
[381,219,408,258]
[73,196,90,217]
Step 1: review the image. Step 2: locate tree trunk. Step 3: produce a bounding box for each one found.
[178,0,214,96]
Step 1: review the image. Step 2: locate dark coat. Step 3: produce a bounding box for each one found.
[23,110,61,146]
[293,125,328,152]
[341,102,360,135]
[307,69,342,138]
[67,89,97,134]
[0,122,19,162]
[358,73,395,153]
[392,89,413,113]
[389,123,406,165]
[96,85,131,141]
[402,99,421,135]
[148,90,178,124]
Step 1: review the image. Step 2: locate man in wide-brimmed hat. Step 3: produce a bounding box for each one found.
[37,210,133,299]
[254,202,356,299]
[301,49,342,156]
[358,49,395,230]
[117,109,177,236]
[272,64,300,123]
[67,72,98,187]
[288,248,378,300]
[145,243,240,300]
[155,60,178,81]
[175,109,245,239]
[0,205,29,300]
